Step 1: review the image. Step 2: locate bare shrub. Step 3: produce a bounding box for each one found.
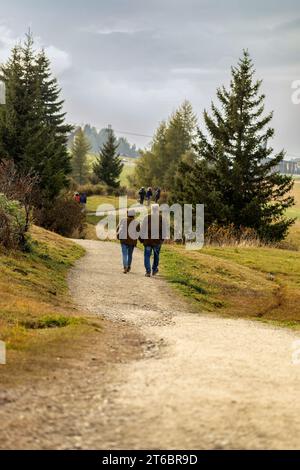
[0,160,38,249]
[0,194,27,249]
[205,223,262,248]
[34,193,86,237]
[76,183,106,197]
[0,205,15,248]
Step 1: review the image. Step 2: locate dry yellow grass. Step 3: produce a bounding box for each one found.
[0,226,100,385]
[161,244,300,327]
[286,179,300,249]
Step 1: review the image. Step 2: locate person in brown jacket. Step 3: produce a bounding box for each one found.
[117,209,139,274]
[140,204,166,277]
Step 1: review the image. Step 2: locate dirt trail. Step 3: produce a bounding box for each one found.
[1,240,300,449]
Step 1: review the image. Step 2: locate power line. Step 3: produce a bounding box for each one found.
[114,130,153,139]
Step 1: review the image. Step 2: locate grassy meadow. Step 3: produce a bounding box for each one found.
[161,177,300,328]
[161,244,300,327]
[86,194,137,213]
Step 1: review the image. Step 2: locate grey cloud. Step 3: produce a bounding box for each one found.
[0,0,299,154]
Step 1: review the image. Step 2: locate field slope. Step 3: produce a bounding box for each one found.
[161,244,300,327]
[0,226,99,385]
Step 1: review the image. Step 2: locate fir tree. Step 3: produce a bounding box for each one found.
[172,51,294,242]
[0,33,72,204]
[71,127,91,185]
[93,128,124,188]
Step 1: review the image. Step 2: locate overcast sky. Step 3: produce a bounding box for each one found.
[0,0,299,155]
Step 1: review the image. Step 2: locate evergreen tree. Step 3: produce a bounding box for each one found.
[164,100,197,189]
[71,127,91,185]
[172,51,294,242]
[133,100,197,190]
[0,33,72,204]
[134,121,167,188]
[0,43,30,165]
[93,128,124,188]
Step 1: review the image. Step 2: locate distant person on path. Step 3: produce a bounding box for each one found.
[154,187,161,204]
[146,187,153,206]
[138,187,146,205]
[117,209,139,274]
[140,204,166,277]
[80,192,87,211]
[74,192,80,203]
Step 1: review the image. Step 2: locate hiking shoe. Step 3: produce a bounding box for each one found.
[123,268,128,274]
[145,272,151,277]
[127,266,131,273]
[152,270,159,276]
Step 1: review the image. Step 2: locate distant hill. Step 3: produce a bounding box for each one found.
[68,124,140,158]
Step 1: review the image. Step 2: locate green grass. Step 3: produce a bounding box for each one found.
[87,214,103,225]
[0,226,88,351]
[287,180,300,220]
[161,244,300,326]
[19,314,86,330]
[120,164,135,186]
[87,195,137,212]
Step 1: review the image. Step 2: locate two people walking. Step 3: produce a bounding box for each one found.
[117,204,165,277]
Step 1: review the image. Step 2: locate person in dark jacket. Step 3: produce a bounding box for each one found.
[140,204,166,277]
[146,187,153,206]
[138,187,146,205]
[80,192,87,211]
[117,209,140,274]
[154,187,161,203]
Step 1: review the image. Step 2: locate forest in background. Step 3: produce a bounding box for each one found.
[68,124,140,158]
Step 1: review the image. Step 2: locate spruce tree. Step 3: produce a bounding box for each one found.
[0,44,29,165]
[93,128,123,188]
[172,51,294,242]
[71,127,91,185]
[134,121,167,188]
[0,33,72,204]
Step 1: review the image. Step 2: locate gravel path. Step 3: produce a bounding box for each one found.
[68,240,300,450]
[1,239,300,449]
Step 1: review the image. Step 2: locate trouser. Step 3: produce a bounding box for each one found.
[144,245,162,274]
[121,243,135,268]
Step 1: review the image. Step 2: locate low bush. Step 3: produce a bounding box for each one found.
[0,193,27,249]
[76,183,106,197]
[34,193,86,237]
[205,223,261,247]
[111,186,127,197]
